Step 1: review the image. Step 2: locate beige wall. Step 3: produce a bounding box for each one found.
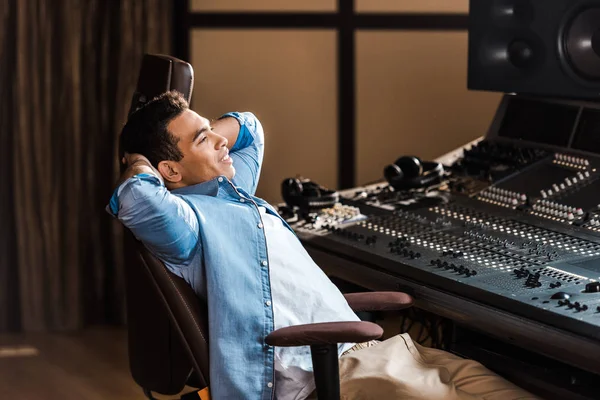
[355,0,469,13]
[356,31,500,185]
[189,1,501,202]
[191,0,336,12]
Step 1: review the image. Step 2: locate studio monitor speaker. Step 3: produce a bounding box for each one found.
[468,0,600,100]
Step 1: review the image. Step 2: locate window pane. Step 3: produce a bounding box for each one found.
[356,31,501,186]
[191,30,337,202]
[356,0,468,13]
[191,0,336,12]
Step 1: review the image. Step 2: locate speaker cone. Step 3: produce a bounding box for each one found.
[564,7,600,80]
[508,39,536,68]
[480,30,545,76]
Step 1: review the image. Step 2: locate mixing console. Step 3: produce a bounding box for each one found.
[294,195,600,341]
[287,95,600,348]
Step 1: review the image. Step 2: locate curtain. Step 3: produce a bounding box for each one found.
[0,0,172,332]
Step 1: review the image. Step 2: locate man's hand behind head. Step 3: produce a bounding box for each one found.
[118,152,164,186]
[123,152,150,167]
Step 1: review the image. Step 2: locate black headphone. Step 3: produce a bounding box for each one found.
[383,156,444,190]
[281,178,339,211]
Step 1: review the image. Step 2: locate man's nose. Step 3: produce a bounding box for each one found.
[215,134,228,149]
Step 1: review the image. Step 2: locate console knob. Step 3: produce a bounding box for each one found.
[584,282,600,293]
[551,292,570,300]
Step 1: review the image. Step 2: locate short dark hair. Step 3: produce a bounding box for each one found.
[120,90,189,167]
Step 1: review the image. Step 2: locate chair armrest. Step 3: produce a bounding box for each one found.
[343,291,413,312]
[265,321,383,347]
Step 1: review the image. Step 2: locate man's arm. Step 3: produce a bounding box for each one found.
[211,116,240,150]
[108,154,200,265]
[214,112,265,196]
[115,152,164,186]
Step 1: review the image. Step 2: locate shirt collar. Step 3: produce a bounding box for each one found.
[171,176,222,197]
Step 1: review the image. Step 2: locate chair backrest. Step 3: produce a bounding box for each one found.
[122,54,210,395]
[128,53,194,115]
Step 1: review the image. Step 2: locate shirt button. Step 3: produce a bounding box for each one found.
[261,260,268,267]
[239,198,245,203]
[217,177,223,183]
[265,300,271,307]
[267,382,273,388]
[257,223,263,229]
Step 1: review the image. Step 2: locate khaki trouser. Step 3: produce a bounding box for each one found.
[309,333,541,400]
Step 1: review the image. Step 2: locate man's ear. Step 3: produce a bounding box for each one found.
[157,160,182,184]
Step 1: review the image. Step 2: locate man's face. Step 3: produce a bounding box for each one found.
[166,109,234,186]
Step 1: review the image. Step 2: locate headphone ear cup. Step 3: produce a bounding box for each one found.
[302,182,321,198]
[418,161,444,186]
[282,178,303,198]
[384,164,404,184]
[395,156,423,179]
[281,177,338,211]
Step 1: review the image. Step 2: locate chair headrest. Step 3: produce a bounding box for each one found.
[128,54,194,117]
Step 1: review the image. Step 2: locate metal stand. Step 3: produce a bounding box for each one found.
[310,343,341,400]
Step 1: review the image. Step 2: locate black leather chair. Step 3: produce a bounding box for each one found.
[122,54,414,400]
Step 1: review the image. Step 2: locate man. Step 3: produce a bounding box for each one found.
[108,91,539,400]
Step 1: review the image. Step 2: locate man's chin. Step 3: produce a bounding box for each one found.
[225,165,236,180]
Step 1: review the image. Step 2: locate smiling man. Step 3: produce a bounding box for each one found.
[117,92,237,190]
[108,91,539,400]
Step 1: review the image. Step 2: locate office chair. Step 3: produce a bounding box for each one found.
[122,54,414,400]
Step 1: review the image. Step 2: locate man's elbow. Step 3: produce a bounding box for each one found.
[246,112,265,146]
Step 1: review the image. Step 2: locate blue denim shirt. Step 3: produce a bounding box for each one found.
[109,112,287,399]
